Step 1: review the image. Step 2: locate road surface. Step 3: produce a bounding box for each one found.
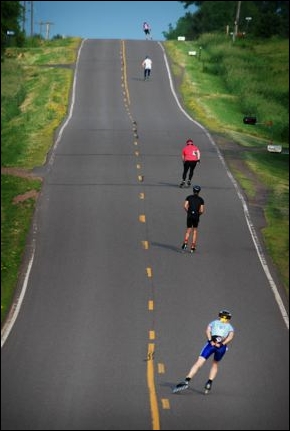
[1,39,288,430]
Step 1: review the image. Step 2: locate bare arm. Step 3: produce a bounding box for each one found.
[222,331,234,346]
[206,325,212,342]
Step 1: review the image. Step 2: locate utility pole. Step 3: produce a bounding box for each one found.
[36,21,45,37]
[30,1,34,36]
[22,1,26,32]
[45,22,54,40]
[233,0,241,42]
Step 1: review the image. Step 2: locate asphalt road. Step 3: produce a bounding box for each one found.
[1,39,289,430]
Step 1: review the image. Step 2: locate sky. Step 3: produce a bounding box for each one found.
[24,1,196,41]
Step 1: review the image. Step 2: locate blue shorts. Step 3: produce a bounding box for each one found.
[200,341,227,362]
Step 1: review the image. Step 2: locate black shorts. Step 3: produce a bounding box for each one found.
[186,215,199,228]
[144,29,150,35]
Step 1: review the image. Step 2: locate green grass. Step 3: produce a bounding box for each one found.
[1,39,80,168]
[1,175,42,318]
[165,36,289,143]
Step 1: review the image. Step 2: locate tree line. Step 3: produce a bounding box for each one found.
[1,1,62,56]
[1,1,24,54]
[163,1,289,40]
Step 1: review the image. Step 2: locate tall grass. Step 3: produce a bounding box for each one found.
[199,35,289,141]
[166,35,289,143]
[1,39,80,168]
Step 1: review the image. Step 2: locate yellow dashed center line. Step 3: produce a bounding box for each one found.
[121,41,130,105]
[142,240,149,249]
[157,363,165,374]
[147,343,160,429]
[161,399,170,410]
[146,267,152,277]
[121,40,162,429]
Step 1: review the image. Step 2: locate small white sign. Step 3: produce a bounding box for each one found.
[267,145,282,153]
[188,51,197,56]
[178,36,186,41]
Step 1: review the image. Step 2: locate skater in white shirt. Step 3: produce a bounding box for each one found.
[142,55,152,80]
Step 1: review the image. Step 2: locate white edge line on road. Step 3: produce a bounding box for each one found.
[1,40,86,348]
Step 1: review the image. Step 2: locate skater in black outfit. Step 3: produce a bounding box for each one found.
[181,185,204,252]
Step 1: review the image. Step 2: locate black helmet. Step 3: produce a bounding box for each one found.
[193,185,201,193]
[219,310,232,320]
